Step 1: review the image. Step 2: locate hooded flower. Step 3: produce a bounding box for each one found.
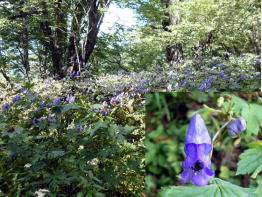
[53,97,61,105]
[66,94,75,103]
[2,103,10,111]
[181,113,214,186]
[12,95,21,103]
[75,125,84,132]
[227,117,246,136]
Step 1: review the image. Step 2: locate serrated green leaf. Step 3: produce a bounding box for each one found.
[159,178,256,197]
[236,148,262,178]
[243,113,260,136]
[232,96,249,115]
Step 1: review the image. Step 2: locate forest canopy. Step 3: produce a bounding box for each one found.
[0,0,260,91]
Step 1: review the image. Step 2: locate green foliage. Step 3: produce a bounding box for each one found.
[0,82,145,196]
[236,141,262,178]
[159,178,256,197]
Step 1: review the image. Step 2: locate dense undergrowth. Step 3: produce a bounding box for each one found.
[0,79,145,196]
[96,54,261,92]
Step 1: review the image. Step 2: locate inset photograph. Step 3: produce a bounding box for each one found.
[145,92,262,196]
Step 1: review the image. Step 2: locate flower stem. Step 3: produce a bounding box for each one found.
[210,119,232,157]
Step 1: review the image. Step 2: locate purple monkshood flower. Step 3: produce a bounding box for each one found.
[32,118,38,124]
[75,125,84,132]
[110,95,122,105]
[181,113,214,186]
[181,79,187,87]
[227,117,246,136]
[65,94,75,103]
[101,108,110,116]
[12,95,21,103]
[217,72,224,77]
[236,74,245,82]
[47,116,56,122]
[21,88,26,93]
[199,77,215,91]
[2,103,10,111]
[53,97,61,104]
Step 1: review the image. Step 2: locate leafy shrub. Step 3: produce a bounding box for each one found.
[0,82,145,196]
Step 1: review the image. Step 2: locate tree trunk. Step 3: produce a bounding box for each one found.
[161,0,184,66]
[40,2,63,77]
[82,0,111,66]
[21,14,30,80]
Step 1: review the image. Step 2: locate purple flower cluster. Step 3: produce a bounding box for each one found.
[12,95,21,103]
[90,106,110,116]
[110,95,122,105]
[198,77,215,91]
[65,94,75,103]
[32,115,56,124]
[75,125,84,132]
[181,113,214,186]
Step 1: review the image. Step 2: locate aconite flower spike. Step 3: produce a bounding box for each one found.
[181,113,214,186]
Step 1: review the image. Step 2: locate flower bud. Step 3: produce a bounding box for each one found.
[227,117,246,136]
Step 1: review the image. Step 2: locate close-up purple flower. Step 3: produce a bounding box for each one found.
[12,95,21,103]
[2,103,10,111]
[181,113,214,186]
[227,117,246,136]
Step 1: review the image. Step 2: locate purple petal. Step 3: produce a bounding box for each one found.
[181,168,193,183]
[186,113,211,145]
[204,167,214,176]
[191,170,210,186]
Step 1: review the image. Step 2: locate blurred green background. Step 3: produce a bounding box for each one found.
[145,92,262,196]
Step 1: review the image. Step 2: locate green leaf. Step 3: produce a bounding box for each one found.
[238,103,261,136]
[159,178,256,197]
[61,104,80,113]
[236,148,262,178]
[247,141,262,149]
[49,150,65,158]
[231,96,249,115]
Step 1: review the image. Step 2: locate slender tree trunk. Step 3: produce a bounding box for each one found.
[82,0,111,66]
[0,69,13,87]
[40,2,63,77]
[161,0,184,66]
[21,14,30,80]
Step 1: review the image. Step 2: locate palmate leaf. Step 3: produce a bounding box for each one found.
[236,143,262,178]
[159,178,256,197]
